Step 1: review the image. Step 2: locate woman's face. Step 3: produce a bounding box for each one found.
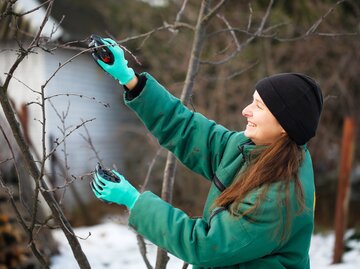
[242,91,285,145]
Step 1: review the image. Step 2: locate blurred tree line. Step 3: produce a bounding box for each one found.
[47,0,360,229]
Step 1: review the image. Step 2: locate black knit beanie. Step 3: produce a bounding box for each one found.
[255,73,323,145]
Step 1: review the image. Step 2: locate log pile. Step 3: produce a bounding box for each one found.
[0,214,35,269]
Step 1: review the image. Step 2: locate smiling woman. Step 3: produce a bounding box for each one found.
[89,36,324,269]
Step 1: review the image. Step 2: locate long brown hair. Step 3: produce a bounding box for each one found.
[215,135,305,237]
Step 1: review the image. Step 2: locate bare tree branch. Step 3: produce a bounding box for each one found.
[44,93,110,108]
[201,0,274,65]
[4,73,41,95]
[202,61,259,82]
[216,14,241,50]
[140,148,162,193]
[0,157,14,165]
[79,121,104,165]
[206,25,357,44]
[2,48,28,92]
[175,0,189,23]
[118,22,195,44]
[28,0,54,48]
[272,0,356,42]
[306,0,345,35]
[136,234,153,269]
[135,147,163,269]
[50,110,92,221]
[46,100,96,162]
[247,2,253,31]
[42,47,94,89]
[201,0,227,25]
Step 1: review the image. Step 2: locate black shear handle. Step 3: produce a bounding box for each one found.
[89,34,115,65]
[95,163,121,183]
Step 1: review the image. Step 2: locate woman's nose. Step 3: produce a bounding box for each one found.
[242,104,253,118]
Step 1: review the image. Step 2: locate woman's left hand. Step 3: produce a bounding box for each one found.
[91,165,140,210]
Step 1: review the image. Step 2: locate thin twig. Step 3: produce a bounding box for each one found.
[274,31,358,42]
[216,14,241,50]
[42,47,94,89]
[45,106,96,162]
[79,120,104,165]
[255,0,274,36]
[28,0,54,48]
[175,0,189,22]
[140,148,162,193]
[306,0,345,35]
[118,22,195,44]
[273,0,353,42]
[39,176,76,192]
[136,234,153,269]
[135,147,162,269]
[4,73,41,95]
[3,49,28,93]
[45,93,110,108]
[247,3,253,31]
[0,157,14,165]
[201,0,274,65]
[201,0,227,25]
[202,61,259,81]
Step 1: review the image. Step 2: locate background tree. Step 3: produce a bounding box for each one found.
[1,0,359,268]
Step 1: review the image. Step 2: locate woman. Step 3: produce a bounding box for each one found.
[90,37,323,269]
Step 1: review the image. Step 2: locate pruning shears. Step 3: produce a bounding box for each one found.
[88,34,115,65]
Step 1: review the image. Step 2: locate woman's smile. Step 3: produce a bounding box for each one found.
[246,121,256,128]
[242,91,285,145]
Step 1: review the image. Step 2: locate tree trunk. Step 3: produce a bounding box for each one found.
[155,1,214,268]
[0,87,91,269]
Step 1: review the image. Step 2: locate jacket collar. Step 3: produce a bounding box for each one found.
[238,139,308,163]
[238,139,265,163]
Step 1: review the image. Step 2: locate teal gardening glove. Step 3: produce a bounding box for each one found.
[91,36,135,85]
[91,164,140,210]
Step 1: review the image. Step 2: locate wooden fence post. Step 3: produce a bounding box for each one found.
[333,116,356,263]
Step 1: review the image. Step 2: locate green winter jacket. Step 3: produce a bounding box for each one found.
[125,73,315,269]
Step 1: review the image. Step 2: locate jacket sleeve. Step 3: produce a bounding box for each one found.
[128,191,287,267]
[124,72,246,180]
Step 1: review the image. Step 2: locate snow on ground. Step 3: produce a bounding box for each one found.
[51,221,184,269]
[51,220,360,269]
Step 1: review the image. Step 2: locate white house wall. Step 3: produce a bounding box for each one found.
[1,42,130,205]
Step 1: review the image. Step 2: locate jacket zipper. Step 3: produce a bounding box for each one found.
[208,207,227,226]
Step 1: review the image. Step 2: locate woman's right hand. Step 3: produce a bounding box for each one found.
[95,37,135,85]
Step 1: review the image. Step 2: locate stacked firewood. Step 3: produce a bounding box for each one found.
[0,214,35,269]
